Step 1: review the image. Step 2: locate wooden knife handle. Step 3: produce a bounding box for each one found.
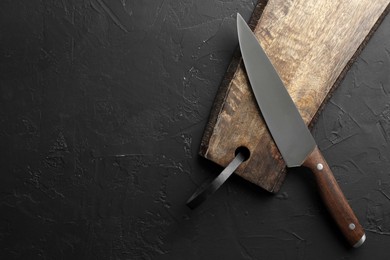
[302,146,365,247]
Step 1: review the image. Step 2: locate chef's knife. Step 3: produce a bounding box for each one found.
[237,13,365,247]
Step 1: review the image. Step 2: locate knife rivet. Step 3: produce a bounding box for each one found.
[349,223,356,230]
[316,163,324,171]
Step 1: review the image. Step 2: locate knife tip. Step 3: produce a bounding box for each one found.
[236,13,245,34]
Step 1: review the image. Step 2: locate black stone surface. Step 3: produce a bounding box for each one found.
[1,1,389,259]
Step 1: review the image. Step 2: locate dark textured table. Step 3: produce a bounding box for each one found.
[1,1,389,259]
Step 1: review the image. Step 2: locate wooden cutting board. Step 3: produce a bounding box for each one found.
[199,0,390,192]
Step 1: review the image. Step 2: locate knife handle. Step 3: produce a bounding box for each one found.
[302,146,365,247]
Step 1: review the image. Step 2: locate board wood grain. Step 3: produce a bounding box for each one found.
[200,0,390,192]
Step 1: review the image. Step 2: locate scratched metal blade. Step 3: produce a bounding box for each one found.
[237,13,316,167]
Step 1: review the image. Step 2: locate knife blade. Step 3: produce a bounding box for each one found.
[237,13,365,247]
